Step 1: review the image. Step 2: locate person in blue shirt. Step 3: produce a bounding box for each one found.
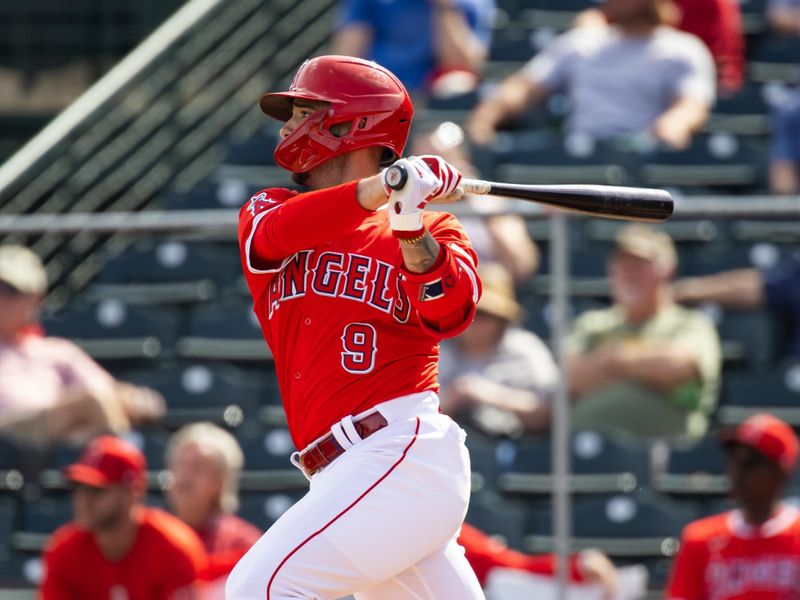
[332,0,494,95]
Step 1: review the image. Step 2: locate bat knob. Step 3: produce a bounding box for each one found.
[384,164,408,190]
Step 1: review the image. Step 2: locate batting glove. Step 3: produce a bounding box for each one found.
[381,156,463,237]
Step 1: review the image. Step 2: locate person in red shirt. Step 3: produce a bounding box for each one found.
[666,413,800,600]
[165,422,261,589]
[40,435,207,600]
[226,55,484,599]
[459,522,618,593]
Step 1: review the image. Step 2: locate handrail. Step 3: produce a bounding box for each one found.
[0,196,798,235]
[0,0,225,197]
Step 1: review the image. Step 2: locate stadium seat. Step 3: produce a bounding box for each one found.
[0,497,17,555]
[638,134,767,191]
[705,84,770,136]
[237,490,304,529]
[42,301,180,362]
[465,490,529,550]
[224,129,280,167]
[20,496,71,534]
[88,240,241,305]
[715,309,778,371]
[177,303,270,362]
[519,0,597,30]
[499,430,649,496]
[493,134,640,186]
[652,438,728,496]
[738,0,769,34]
[525,491,699,558]
[717,361,800,426]
[120,363,264,427]
[236,428,307,492]
[748,35,800,83]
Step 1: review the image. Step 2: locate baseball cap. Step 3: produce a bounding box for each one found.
[476,263,522,323]
[0,245,47,295]
[721,413,800,474]
[614,225,677,272]
[65,436,147,488]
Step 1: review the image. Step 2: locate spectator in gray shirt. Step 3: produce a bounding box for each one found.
[467,0,715,149]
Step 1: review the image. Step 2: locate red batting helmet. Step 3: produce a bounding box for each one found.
[260,55,413,174]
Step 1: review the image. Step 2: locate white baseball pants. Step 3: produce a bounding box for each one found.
[225,392,485,600]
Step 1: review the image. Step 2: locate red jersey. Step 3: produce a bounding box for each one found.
[459,523,585,587]
[40,507,207,600]
[238,181,480,449]
[666,505,800,600]
[195,513,261,581]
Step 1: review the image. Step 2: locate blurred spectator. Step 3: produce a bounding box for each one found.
[467,0,716,149]
[331,0,494,97]
[41,435,207,599]
[666,414,800,599]
[460,523,618,594]
[674,255,800,359]
[567,225,721,441]
[411,122,539,281]
[575,0,744,93]
[166,422,261,597]
[0,245,164,446]
[769,89,800,195]
[768,0,800,35]
[439,263,557,436]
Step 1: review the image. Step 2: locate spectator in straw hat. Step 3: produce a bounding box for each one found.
[438,262,558,436]
[567,225,721,440]
[0,244,164,446]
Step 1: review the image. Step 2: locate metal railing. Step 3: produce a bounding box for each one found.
[0,0,338,309]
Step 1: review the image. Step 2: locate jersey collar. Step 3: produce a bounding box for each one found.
[727,504,800,539]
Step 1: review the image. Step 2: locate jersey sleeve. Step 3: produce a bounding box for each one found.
[239,181,371,275]
[665,526,707,600]
[399,212,481,339]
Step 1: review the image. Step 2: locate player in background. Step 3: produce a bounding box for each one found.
[666,413,800,599]
[226,55,484,599]
[40,436,207,600]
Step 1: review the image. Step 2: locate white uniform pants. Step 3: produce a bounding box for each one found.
[225,392,485,600]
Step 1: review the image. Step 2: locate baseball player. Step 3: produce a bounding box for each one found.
[226,55,484,599]
[666,413,800,599]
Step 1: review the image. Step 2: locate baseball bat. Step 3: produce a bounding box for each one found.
[384,164,673,222]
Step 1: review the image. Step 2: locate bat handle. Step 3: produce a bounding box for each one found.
[384,164,408,190]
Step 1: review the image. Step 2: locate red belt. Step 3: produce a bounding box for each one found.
[298,412,389,476]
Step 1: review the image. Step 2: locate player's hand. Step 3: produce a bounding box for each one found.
[416,154,463,203]
[381,156,462,234]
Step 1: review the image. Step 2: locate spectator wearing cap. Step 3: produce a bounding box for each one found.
[674,255,800,360]
[467,0,716,149]
[666,414,800,599]
[332,0,495,98]
[166,423,261,598]
[438,263,558,436]
[768,0,800,35]
[567,225,721,441]
[0,245,164,446]
[40,435,207,600]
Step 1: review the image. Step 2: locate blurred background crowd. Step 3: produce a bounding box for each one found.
[1,0,800,598]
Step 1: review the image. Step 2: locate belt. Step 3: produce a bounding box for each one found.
[298,412,388,476]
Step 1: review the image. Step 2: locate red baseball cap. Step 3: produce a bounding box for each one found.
[64,435,147,488]
[722,413,800,474]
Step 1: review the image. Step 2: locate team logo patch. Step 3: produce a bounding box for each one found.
[247,192,277,216]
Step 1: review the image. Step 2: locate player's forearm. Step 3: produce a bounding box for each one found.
[469,75,540,130]
[399,232,441,273]
[673,269,763,309]
[356,174,391,211]
[432,4,487,71]
[608,343,700,392]
[480,385,552,432]
[567,352,617,398]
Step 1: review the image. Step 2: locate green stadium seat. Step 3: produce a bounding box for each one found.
[718,361,800,426]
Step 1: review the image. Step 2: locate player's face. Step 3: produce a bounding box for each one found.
[166,443,224,527]
[0,284,39,340]
[72,483,134,531]
[726,444,785,510]
[279,99,330,141]
[603,0,658,25]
